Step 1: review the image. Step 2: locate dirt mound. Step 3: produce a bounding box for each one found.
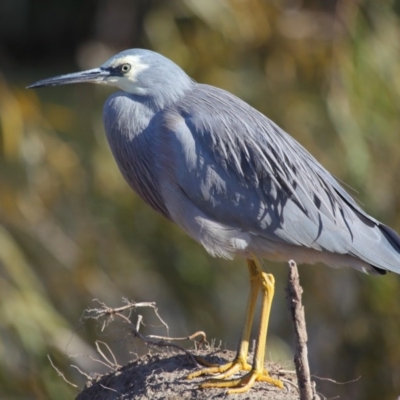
[76,349,300,400]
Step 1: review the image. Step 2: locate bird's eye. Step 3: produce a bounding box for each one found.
[121,64,131,73]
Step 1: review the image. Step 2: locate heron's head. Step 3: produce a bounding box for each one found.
[28,49,193,102]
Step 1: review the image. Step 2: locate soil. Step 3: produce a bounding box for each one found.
[75,349,300,400]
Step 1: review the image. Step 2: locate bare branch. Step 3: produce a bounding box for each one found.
[70,364,92,381]
[146,331,206,343]
[67,349,121,371]
[99,384,120,394]
[47,355,78,389]
[312,375,361,385]
[87,355,117,370]
[286,260,316,400]
[136,314,143,331]
[82,299,206,367]
[95,341,121,369]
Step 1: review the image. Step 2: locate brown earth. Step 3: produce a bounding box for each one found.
[75,349,301,400]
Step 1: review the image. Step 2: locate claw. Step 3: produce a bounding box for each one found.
[201,369,283,394]
[188,356,282,394]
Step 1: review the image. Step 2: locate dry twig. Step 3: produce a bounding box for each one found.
[286,260,318,400]
[95,341,121,369]
[82,298,206,366]
[312,375,361,385]
[47,355,78,389]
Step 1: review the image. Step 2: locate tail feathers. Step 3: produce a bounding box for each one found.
[370,265,387,275]
[377,223,400,274]
[361,222,400,275]
[347,211,400,275]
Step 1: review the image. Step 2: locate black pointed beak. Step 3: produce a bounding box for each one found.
[27,68,111,89]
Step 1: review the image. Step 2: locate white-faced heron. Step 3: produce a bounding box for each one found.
[28,49,400,394]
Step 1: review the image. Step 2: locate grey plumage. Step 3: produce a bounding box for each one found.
[101,54,400,276]
[27,48,400,394]
[28,48,400,276]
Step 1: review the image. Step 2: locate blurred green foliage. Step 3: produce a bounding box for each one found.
[1,1,400,399]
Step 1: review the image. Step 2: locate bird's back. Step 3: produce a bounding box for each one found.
[156,84,400,274]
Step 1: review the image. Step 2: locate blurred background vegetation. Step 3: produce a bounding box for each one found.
[1,0,400,399]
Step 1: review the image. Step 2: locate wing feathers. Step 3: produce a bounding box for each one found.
[161,84,400,272]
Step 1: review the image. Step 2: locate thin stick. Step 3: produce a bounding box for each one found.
[286,260,315,400]
[95,341,120,369]
[113,311,200,365]
[47,355,78,388]
[312,375,361,385]
[70,364,92,381]
[83,299,206,366]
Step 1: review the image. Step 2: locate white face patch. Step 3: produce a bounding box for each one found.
[100,54,149,93]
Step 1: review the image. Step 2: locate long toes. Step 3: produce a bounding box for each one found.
[210,363,241,380]
[213,362,251,380]
[187,358,252,380]
[227,373,257,394]
[259,373,284,387]
[198,370,283,394]
[187,363,232,379]
[200,377,243,389]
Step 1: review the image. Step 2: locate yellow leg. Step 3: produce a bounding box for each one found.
[188,259,260,379]
[187,258,283,393]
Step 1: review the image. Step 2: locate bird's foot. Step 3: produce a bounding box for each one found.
[187,357,283,394]
[187,356,251,380]
[201,368,283,394]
